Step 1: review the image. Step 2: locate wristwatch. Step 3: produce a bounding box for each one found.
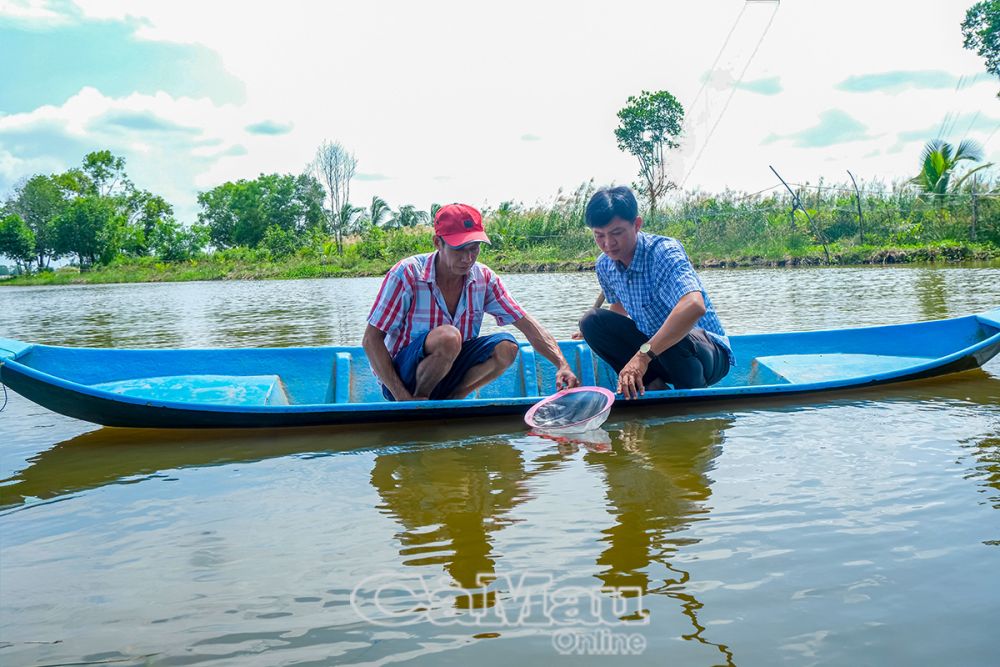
[639,342,657,361]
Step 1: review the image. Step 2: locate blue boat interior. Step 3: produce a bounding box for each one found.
[2,309,999,408]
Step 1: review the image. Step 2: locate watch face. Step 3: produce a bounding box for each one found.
[639,343,651,354]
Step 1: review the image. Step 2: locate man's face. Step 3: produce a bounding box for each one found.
[591,216,642,262]
[434,236,481,277]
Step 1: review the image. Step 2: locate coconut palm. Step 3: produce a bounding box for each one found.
[910,139,993,207]
[365,196,392,229]
[387,204,430,229]
[337,202,365,238]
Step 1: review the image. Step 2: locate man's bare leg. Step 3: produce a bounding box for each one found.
[413,325,462,398]
[448,341,519,399]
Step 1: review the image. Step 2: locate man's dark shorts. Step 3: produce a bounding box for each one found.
[381,331,518,401]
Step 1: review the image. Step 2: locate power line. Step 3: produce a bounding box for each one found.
[786,181,998,197]
[686,3,749,117]
[983,120,1000,151]
[680,1,781,189]
[961,110,981,140]
[733,183,783,200]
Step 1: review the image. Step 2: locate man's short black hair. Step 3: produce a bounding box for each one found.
[584,186,639,228]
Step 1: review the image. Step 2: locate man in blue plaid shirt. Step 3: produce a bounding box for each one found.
[578,186,734,399]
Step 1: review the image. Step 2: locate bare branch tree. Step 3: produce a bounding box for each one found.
[311,140,358,254]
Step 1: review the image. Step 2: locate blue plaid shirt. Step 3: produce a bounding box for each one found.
[595,232,734,365]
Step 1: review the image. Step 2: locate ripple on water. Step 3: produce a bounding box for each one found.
[1,270,1000,665]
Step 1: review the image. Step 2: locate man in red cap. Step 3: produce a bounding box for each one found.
[363,203,579,401]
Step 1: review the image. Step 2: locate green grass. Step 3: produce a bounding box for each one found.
[5,180,998,286]
[4,240,997,286]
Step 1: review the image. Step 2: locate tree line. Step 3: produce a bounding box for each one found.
[1,143,997,277]
[0,145,433,275]
[0,151,204,274]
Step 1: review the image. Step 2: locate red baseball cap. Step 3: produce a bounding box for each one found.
[434,203,490,247]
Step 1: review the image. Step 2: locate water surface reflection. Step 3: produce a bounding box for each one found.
[590,419,735,665]
[2,268,1000,666]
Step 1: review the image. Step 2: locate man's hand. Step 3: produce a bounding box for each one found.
[616,353,650,399]
[512,315,581,392]
[570,330,583,340]
[556,365,580,391]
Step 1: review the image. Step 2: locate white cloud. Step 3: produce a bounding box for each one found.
[0,0,71,24]
[2,0,997,218]
[0,87,249,219]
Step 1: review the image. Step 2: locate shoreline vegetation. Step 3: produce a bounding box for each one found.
[2,150,997,287]
[3,241,997,286]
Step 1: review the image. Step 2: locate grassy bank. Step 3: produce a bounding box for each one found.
[4,240,997,286]
[4,180,998,286]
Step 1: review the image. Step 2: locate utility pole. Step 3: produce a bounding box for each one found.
[770,165,831,263]
[970,176,979,243]
[847,170,865,245]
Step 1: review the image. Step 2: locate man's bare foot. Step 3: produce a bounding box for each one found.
[647,378,667,391]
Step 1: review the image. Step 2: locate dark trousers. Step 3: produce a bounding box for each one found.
[579,307,730,389]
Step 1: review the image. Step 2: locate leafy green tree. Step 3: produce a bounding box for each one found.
[197,181,240,249]
[910,139,993,206]
[269,173,322,242]
[51,196,123,269]
[0,213,37,273]
[962,1,1000,97]
[262,224,300,258]
[52,167,96,197]
[148,220,207,261]
[108,214,146,260]
[357,223,387,260]
[615,90,685,217]
[117,190,175,256]
[197,173,325,249]
[82,150,131,197]
[6,174,67,268]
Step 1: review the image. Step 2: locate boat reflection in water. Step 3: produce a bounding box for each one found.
[4,372,999,664]
[367,415,735,662]
[0,417,522,508]
[370,439,533,609]
[589,418,735,665]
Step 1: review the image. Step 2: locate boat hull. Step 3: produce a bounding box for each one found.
[2,308,999,429]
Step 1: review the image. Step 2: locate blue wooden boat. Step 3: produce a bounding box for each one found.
[2,308,998,429]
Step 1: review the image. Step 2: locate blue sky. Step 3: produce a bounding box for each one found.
[0,13,244,114]
[0,0,996,222]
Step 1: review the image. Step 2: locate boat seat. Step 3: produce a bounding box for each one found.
[92,374,291,406]
[752,353,932,385]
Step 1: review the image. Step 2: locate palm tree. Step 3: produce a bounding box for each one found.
[910,139,993,207]
[335,202,364,249]
[365,196,391,230]
[387,204,430,229]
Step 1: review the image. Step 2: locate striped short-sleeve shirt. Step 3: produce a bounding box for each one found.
[367,252,526,357]
[596,232,735,365]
